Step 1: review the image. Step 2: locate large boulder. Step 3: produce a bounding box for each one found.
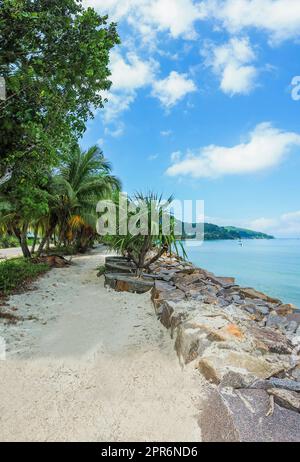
[105,273,154,294]
[238,287,281,305]
[198,351,288,388]
[247,325,293,355]
[200,388,300,442]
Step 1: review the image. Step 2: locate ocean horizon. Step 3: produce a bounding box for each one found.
[183,238,300,308]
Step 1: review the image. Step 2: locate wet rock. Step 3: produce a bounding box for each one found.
[200,388,300,442]
[268,389,300,413]
[198,351,286,387]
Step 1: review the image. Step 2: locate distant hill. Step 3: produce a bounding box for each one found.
[180,222,274,241]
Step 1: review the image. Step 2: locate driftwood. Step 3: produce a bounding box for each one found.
[32,255,72,268]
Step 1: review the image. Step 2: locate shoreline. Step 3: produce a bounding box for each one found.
[183,238,300,308]
[0,246,299,441]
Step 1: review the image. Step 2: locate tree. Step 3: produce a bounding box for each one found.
[36,145,121,255]
[0,0,119,177]
[103,192,187,276]
[0,0,120,256]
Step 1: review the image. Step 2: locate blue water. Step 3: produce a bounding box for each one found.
[183,239,300,307]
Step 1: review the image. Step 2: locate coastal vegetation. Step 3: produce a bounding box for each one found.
[0,0,120,258]
[102,192,187,275]
[0,257,49,296]
[181,222,274,241]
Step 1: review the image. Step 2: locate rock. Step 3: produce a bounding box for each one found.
[276,304,298,316]
[239,288,281,305]
[269,378,300,392]
[266,312,289,332]
[175,325,210,365]
[198,351,287,388]
[252,378,300,392]
[247,325,293,355]
[292,366,300,382]
[214,277,236,287]
[105,260,136,274]
[203,295,219,305]
[200,388,300,442]
[151,281,186,311]
[157,300,190,332]
[268,389,300,413]
[286,321,298,334]
[105,274,153,294]
[243,303,269,320]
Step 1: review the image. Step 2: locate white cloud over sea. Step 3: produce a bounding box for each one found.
[166,123,300,178]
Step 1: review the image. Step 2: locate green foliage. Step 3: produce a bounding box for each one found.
[0,234,19,248]
[96,265,106,277]
[181,223,274,241]
[0,0,119,179]
[0,258,49,295]
[102,192,187,273]
[0,1,120,257]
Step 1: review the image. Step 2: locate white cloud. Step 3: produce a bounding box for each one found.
[170,151,182,163]
[152,71,197,108]
[104,123,125,138]
[202,0,300,44]
[166,122,300,178]
[203,37,258,95]
[102,50,158,124]
[249,211,300,237]
[143,0,204,39]
[148,153,159,161]
[102,91,136,124]
[161,130,173,137]
[102,52,195,127]
[110,50,157,92]
[84,0,204,40]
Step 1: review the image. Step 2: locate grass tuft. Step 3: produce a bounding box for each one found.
[0,258,50,296]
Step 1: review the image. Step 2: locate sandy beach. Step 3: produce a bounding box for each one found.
[0,246,203,442]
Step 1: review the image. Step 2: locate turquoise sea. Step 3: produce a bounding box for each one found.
[183,239,300,308]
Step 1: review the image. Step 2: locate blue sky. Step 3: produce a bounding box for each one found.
[82,0,300,237]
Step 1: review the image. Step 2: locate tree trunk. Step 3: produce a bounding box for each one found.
[31,226,39,254]
[13,225,31,258]
[36,216,57,257]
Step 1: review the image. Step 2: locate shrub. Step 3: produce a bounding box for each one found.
[0,235,19,249]
[0,258,49,296]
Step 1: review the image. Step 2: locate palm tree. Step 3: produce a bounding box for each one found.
[37,145,121,255]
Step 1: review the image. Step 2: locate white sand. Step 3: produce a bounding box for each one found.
[0,247,204,442]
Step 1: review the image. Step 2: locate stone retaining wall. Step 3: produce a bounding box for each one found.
[148,256,300,441]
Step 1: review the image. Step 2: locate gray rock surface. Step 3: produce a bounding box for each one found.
[200,388,300,442]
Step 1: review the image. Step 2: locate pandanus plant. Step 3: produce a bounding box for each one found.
[102,192,187,276]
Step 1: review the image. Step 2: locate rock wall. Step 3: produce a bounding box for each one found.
[148,256,300,442]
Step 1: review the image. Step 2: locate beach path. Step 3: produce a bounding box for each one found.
[0,247,202,442]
